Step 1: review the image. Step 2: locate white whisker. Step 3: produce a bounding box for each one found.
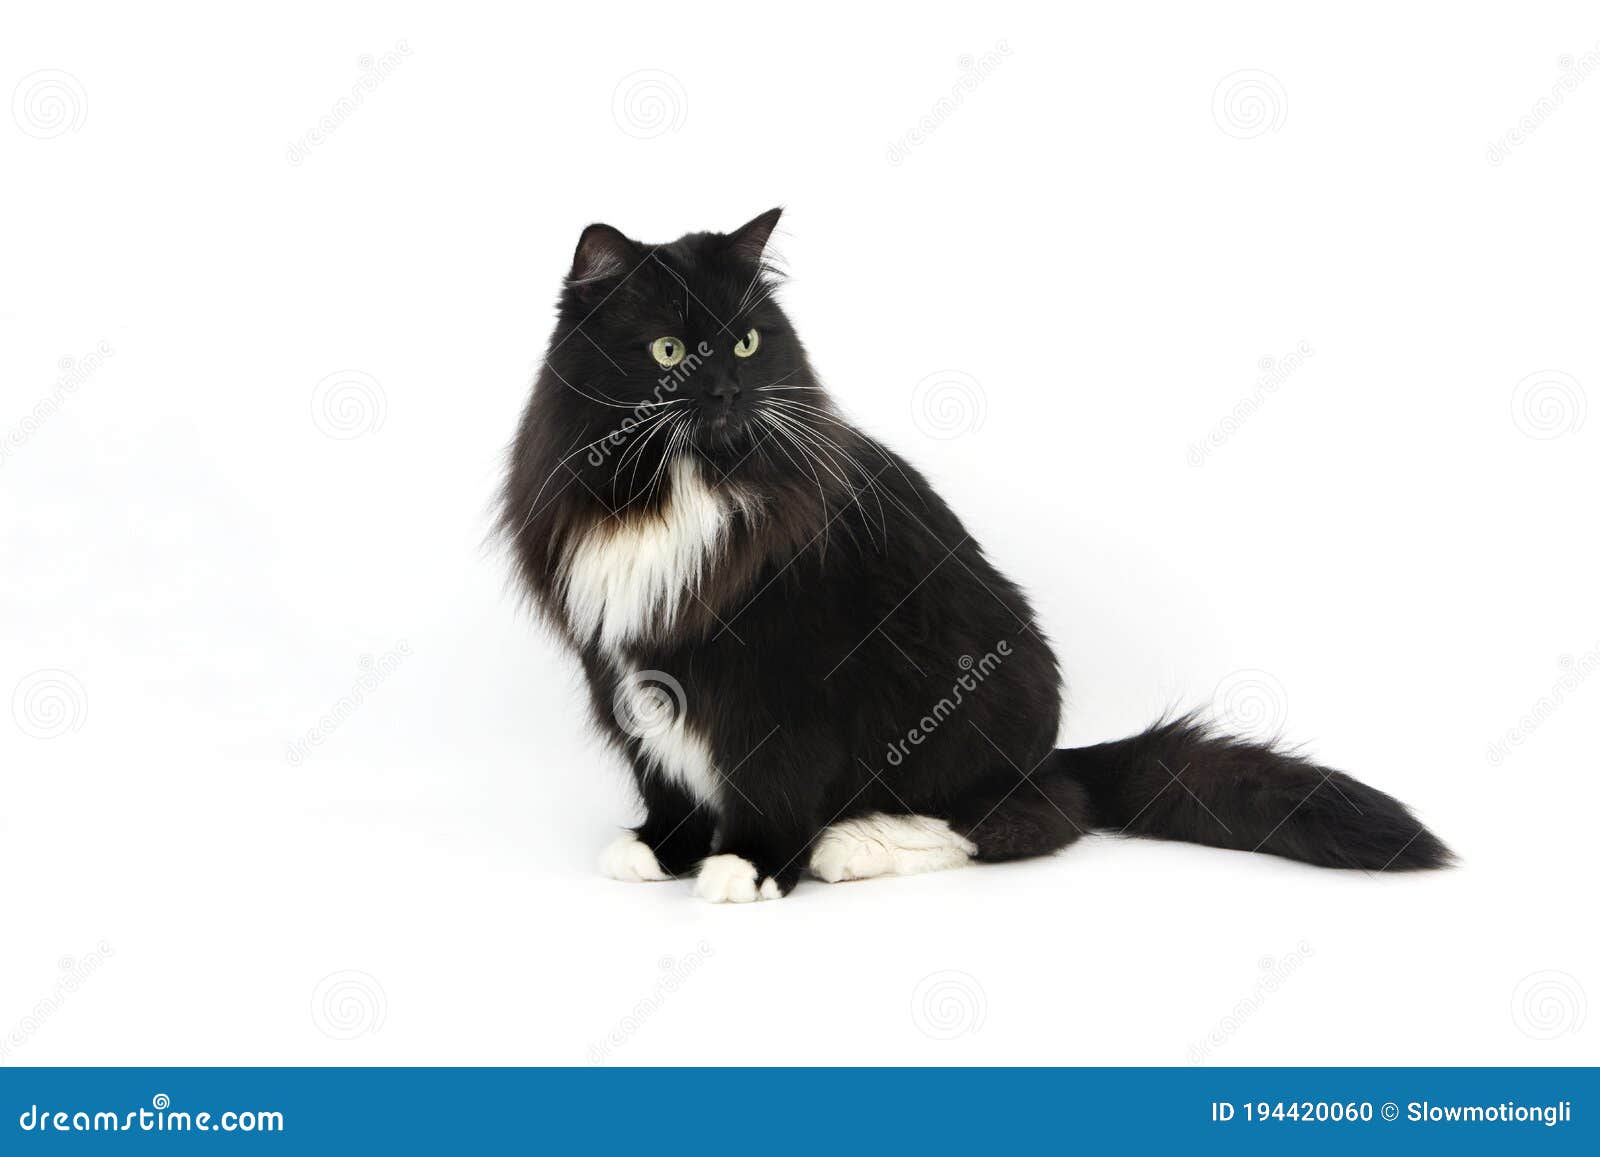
[759,405,887,545]
[514,409,676,538]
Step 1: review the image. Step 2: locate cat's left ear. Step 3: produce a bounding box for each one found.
[726,207,783,264]
[569,223,636,284]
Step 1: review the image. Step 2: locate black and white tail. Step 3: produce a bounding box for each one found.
[954,715,1452,871]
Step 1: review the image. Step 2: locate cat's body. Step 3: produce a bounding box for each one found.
[502,209,1450,902]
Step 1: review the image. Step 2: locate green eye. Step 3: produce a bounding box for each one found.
[649,336,686,368]
[733,328,760,358]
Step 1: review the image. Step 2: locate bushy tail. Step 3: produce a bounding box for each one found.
[1058,715,1452,871]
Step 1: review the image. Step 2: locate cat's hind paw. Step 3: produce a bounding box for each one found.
[809,814,975,882]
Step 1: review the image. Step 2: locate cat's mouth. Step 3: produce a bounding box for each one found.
[694,407,756,449]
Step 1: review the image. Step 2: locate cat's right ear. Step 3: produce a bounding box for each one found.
[568,223,636,286]
[726,207,783,265]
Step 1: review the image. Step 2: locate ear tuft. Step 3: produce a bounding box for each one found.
[569,223,635,284]
[727,207,783,264]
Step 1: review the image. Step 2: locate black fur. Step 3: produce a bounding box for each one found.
[500,210,1451,895]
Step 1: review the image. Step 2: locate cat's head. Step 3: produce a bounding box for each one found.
[542,209,827,481]
[504,210,876,595]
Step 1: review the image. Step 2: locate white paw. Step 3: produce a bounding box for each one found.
[694,854,783,903]
[809,814,975,883]
[599,833,670,882]
[810,829,890,882]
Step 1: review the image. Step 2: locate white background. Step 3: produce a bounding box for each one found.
[3,2,1596,1067]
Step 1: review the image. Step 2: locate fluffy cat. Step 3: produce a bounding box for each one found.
[500,209,1451,902]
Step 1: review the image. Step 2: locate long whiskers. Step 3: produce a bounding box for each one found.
[754,403,890,548]
[617,405,684,500]
[775,411,889,543]
[644,416,693,508]
[546,363,692,411]
[756,412,836,556]
[765,412,879,551]
[760,397,927,509]
[515,408,674,536]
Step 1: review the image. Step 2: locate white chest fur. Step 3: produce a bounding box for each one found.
[559,457,733,653]
[560,457,736,810]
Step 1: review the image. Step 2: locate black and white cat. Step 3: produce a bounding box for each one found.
[501,209,1450,903]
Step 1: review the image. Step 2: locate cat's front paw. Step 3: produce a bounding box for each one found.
[693,854,785,903]
[599,833,670,882]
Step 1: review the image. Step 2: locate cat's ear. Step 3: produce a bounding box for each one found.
[726,207,783,264]
[569,223,636,284]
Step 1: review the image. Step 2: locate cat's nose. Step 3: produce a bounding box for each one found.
[706,379,742,402]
